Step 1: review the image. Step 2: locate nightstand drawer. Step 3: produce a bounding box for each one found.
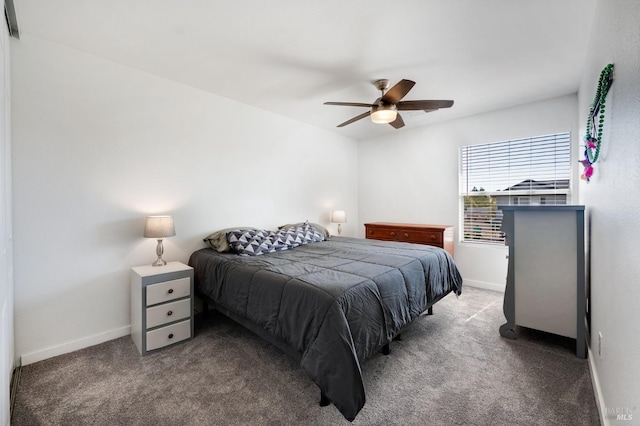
[146,277,191,306]
[146,298,191,329]
[146,319,191,351]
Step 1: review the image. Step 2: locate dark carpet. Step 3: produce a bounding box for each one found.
[12,287,600,425]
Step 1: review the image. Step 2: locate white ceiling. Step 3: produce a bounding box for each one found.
[13,0,597,140]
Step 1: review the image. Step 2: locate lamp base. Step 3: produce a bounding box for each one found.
[152,238,167,267]
[152,257,167,267]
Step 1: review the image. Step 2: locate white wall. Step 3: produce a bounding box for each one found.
[578,0,640,422]
[0,10,13,425]
[358,94,579,291]
[11,34,358,364]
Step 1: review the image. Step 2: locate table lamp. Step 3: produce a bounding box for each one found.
[331,210,347,236]
[144,215,175,266]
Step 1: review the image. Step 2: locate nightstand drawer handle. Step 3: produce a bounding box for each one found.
[390,232,396,236]
[167,288,174,294]
[403,233,409,238]
[430,235,436,240]
[168,333,174,339]
[167,310,173,316]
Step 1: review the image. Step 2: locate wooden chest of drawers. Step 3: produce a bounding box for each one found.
[364,222,455,258]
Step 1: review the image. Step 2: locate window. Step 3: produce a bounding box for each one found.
[460,132,571,244]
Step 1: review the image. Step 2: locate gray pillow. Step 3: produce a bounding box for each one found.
[204,227,260,252]
[278,221,331,240]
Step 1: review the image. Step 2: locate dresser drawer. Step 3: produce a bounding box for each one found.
[146,277,191,306]
[366,227,401,240]
[146,298,191,329]
[400,230,442,245]
[146,319,191,351]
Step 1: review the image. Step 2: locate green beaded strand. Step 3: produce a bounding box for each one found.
[585,63,614,164]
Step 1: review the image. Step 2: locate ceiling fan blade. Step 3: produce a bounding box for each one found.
[324,102,375,107]
[396,100,454,110]
[389,113,405,129]
[337,111,371,127]
[381,79,415,104]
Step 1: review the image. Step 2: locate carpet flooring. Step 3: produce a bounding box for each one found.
[12,286,600,425]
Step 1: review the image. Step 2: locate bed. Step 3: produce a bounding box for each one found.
[188,232,462,421]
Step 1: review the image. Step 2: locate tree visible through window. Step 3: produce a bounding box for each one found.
[460,132,571,244]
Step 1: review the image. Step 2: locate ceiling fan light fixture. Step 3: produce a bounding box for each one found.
[324,79,454,129]
[370,104,397,124]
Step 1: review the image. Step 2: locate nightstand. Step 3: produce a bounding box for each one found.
[130,261,194,355]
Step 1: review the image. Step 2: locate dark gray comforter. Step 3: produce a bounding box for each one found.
[188,236,463,421]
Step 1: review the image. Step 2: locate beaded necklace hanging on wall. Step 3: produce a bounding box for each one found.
[580,63,614,182]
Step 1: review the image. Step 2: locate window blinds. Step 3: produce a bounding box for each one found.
[460,132,571,244]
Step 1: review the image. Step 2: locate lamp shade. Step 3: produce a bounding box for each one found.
[144,215,176,238]
[331,210,347,224]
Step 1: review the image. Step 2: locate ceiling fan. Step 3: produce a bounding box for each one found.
[324,79,454,129]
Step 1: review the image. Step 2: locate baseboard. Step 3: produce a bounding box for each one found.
[20,325,131,366]
[463,279,505,293]
[588,347,608,426]
[10,364,21,420]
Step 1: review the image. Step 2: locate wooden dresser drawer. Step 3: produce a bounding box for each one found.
[146,319,191,351]
[400,230,442,245]
[146,298,191,329]
[146,277,191,306]
[364,222,455,258]
[366,227,402,240]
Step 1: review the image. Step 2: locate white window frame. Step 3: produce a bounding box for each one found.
[459,132,572,245]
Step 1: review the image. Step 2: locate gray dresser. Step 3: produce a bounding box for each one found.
[499,205,586,358]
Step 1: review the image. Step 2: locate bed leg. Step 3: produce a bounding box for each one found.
[319,391,330,407]
[382,343,391,355]
[196,293,210,319]
[427,306,433,315]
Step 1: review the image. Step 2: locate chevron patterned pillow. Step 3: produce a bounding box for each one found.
[226,229,286,256]
[227,222,325,256]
